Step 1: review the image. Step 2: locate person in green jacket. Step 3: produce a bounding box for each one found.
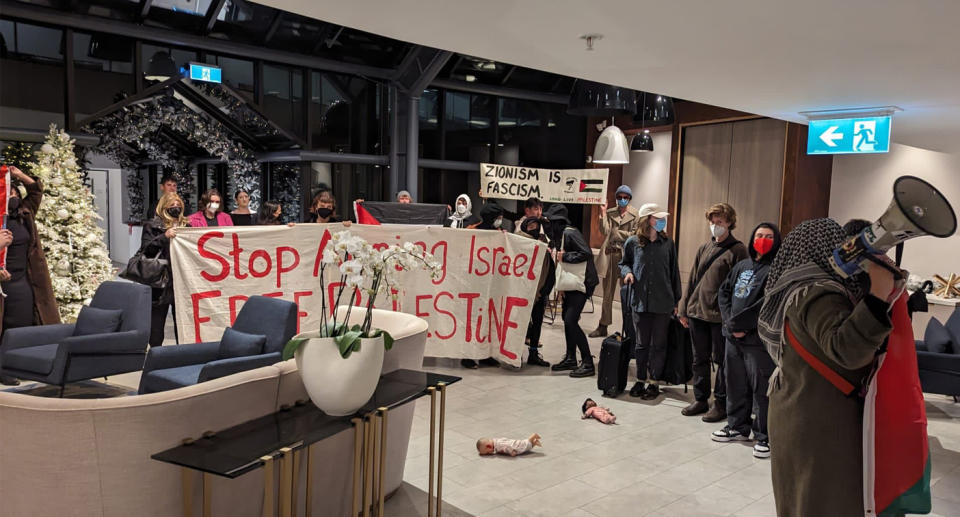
[758,218,897,517]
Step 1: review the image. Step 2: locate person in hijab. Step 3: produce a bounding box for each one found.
[516,205,554,367]
[0,166,60,385]
[444,193,480,229]
[545,204,599,378]
[712,222,782,459]
[140,192,191,347]
[757,218,896,517]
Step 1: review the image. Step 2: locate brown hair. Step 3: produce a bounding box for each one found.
[155,192,188,229]
[311,190,336,211]
[705,203,737,231]
[634,215,667,247]
[199,188,223,214]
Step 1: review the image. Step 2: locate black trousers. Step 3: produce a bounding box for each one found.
[526,294,546,350]
[620,284,637,358]
[2,274,35,330]
[632,312,671,382]
[725,337,776,441]
[561,290,593,365]
[149,288,177,347]
[690,318,725,403]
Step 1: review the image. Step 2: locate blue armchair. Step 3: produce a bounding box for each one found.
[915,308,960,398]
[0,281,151,395]
[138,296,297,394]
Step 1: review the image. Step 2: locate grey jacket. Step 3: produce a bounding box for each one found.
[678,236,748,323]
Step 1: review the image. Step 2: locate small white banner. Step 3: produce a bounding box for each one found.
[170,224,548,366]
[480,163,609,204]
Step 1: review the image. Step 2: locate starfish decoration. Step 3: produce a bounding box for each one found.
[932,273,960,298]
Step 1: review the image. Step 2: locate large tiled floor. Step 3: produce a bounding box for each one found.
[39,298,960,516]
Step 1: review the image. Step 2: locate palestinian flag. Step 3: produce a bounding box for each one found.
[353,201,381,225]
[579,179,604,193]
[0,164,8,270]
[863,295,931,516]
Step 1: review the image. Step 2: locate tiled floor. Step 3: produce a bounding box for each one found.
[52,299,960,516]
[399,299,960,517]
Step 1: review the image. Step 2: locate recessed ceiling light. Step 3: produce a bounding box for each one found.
[465,74,476,82]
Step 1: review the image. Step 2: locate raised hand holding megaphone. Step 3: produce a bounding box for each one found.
[831,176,957,279]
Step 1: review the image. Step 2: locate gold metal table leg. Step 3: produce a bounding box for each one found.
[363,414,376,517]
[291,448,302,517]
[279,447,293,517]
[181,468,194,517]
[378,407,388,517]
[436,382,447,517]
[305,444,313,517]
[427,386,437,517]
[202,473,212,517]
[262,455,275,517]
[352,418,362,517]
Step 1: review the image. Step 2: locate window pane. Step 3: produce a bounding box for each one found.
[205,54,254,102]
[74,31,135,118]
[141,44,198,73]
[310,72,383,154]
[444,92,493,162]
[0,21,65,129]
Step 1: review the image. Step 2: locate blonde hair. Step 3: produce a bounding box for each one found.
[705,203,737,231]
[155,192,188,229]
[634,214,667,247]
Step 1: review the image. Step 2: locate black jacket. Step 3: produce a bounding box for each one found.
[545,204,598,295]
[717,222,781,342]
[140,217,191,304]
[619,235,682,314]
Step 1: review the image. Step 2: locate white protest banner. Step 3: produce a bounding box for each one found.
[480,163,609,204]
[170,224,548,367]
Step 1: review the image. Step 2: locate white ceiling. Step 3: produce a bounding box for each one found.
[264,0,960,154]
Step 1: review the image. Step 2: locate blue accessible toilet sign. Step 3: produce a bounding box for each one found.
[807,115,892,155]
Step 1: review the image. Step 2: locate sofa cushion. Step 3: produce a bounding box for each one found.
[3,344,59,375]
[73,306,123,336]
[924,318,953,355]
[141,364,204,393]
[218,328,266,359]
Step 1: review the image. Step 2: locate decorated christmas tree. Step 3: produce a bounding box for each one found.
[1,142,36,171]
[30,125,113,321]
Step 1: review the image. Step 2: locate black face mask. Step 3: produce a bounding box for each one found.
[523,218,541,239]
[166,207,182,218]
[8,196,20,213]
[315,207,333,219]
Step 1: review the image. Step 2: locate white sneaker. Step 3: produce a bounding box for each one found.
[711,426,751,442]
[753,440,771,458]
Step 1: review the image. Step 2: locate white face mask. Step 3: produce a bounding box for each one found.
[456,204,467,215]
[208,202,220,212]
[710,223,727,239]
[493,216,503,228]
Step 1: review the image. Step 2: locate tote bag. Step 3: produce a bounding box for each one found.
[554,228,587,293]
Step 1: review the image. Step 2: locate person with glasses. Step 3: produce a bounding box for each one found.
[591,185,640,338]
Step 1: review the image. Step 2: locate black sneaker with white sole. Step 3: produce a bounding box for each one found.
[711,426,751,442]
[753,440,771,458]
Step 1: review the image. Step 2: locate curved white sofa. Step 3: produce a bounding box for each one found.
[0,308,428,517]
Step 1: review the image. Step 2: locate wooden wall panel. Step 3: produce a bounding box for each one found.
[727,118,786,241]
[780,122,833,234]
[677,122,733,282]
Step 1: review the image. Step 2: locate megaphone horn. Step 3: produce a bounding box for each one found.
[831,175,957,278]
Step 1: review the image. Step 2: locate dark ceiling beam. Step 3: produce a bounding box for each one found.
[138,0,154,19]
[262,12,284,44]
[311,24,338,54]
[202,0,227,34]
[409,50,452,94]
[0,126,100,146]
[500,65,517,85]
[1,2,396,79]
[391,47,452,95]
[430,78,568,105]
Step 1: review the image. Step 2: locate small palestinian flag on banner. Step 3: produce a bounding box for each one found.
[579,179,604,193]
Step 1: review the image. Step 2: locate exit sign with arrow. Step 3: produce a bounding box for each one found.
[807,115,892,155]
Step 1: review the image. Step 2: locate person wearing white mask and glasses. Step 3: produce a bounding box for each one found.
[444,193,480,229]
[188,188,234,227]
[591,185,640,338]
[677,202,748,421]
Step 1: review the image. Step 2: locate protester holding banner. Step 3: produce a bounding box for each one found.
[547,204,599,378]
[230,190,254,226]
[517,210,555,367]
[0,167,60,385]
[0,229,11,249]
[678,203,748,421]
[620,203,681,399]
[444,194,480,229]
[188,189,234,228]
[756,218,895,517]
[256,200,284,225]
[396,190,412,204]
[513,198,544,236]
[591,185,640,338]
[308,190,348,224]
[141,192,190,347]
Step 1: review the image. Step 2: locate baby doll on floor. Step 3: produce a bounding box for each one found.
[582,398,616,424]
[476,433,542,456]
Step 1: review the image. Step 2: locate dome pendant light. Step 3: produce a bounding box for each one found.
[593,121,630,164]
[568,80,638,117]
[631,94,654,153]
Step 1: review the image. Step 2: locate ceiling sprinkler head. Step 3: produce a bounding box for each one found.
[580,34,603,51]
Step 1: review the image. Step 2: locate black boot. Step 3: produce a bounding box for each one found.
[701,402,727,423]
[527,348,550,367]
[460,359,478,369]
[588,326,608,338]
[569,362,596,378]
[681,400,709,416]
[551,356,577,372]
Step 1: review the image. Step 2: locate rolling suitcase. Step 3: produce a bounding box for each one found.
[597,332,630,395]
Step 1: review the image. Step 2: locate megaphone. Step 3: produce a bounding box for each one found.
[831,175,957,278]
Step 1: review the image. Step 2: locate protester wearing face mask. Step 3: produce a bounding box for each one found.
[309,190,349,225]
[140,192,191,347]
[619,203,682,399]
[677,203,748,421]
[188,188,234,227]
[0,165,60,386]
[516,205,555,367]
[444,194,480,229]
[592,185,641,338]
[713,222,781,459]
[230,190,253,226]
[477,202,509,232]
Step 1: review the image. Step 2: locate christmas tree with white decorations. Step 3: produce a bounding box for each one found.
[30,124,113,321]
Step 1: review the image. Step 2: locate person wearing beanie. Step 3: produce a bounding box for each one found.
[591,185,640,338]
[396,190,412,204]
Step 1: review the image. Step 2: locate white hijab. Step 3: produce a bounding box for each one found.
[448,194,473,228]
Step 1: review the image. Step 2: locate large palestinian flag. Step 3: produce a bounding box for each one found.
[863,294,931,516]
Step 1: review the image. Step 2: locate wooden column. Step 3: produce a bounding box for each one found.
[779,122,833,234]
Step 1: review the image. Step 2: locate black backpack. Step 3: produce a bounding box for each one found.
[656,317,692,391]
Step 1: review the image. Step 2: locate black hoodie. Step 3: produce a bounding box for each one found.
[717,222,782,341]
[544,204,599,294]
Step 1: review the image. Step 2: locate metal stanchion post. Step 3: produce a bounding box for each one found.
[427,386,437,517]
[305,445,313,517]
[436,382,447,517]
[364,414,375,517]
[291,448,301,517]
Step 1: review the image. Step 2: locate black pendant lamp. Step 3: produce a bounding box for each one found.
[631,131,654,152]
[145,51,178,81]
[633,92,675,126]
[567,80,638,117]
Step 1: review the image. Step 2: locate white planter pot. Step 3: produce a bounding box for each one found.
[294,332,385,416]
